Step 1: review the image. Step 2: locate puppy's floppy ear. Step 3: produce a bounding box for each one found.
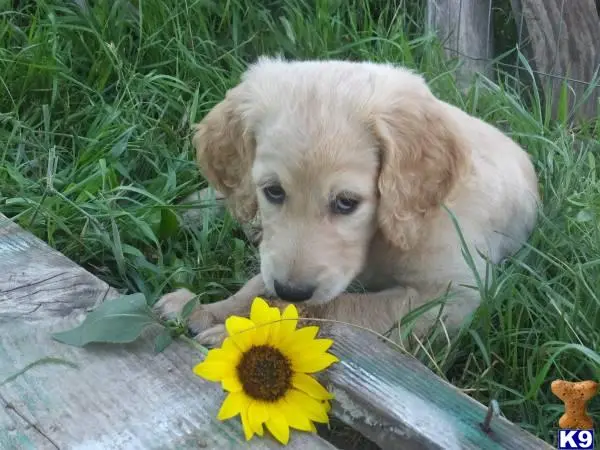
[373,92,468,250]
[192,85,257,222]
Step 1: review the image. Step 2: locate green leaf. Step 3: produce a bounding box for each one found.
[159,207,179,240]
[181,295,200,321]
[154,328,174,353]
[52,293,157,347]
[110,127,134,159]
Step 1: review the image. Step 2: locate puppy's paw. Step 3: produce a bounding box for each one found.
[154,288,196,320]
[154,288,216,334]
[195,324,227,348]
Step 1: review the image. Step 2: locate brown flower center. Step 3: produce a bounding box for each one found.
[236,345,292,402]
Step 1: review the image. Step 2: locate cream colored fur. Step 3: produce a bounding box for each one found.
[156,57,539,344]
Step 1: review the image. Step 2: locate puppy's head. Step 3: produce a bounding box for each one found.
[193,58,467,304]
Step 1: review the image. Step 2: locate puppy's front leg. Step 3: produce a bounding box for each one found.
[315,284,475,342]
[313,286,421,337]
[155,274,266,346]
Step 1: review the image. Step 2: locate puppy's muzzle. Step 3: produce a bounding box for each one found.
[273,280,315,303]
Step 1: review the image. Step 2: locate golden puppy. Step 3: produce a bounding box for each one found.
[156,57,539,344]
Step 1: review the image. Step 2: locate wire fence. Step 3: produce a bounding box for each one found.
[425,0,599,119]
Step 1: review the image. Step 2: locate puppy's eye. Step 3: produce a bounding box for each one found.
[263,184,286,204]
[331,195,360,215]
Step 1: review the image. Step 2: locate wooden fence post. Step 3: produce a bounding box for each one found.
[510,0,600,122]
[426,0,495,88]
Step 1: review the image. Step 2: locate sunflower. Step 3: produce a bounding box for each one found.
[193,297,339,445]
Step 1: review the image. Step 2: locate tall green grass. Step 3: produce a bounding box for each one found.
[1,1,598,446]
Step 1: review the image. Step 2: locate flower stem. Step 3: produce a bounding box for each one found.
[179,335,209,356]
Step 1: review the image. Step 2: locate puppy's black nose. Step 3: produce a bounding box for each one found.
[273,280,315,303]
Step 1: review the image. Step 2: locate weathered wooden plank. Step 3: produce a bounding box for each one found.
[0,214,553,450]
[0,219,112,322]
[324,326,555,450]
[0,405,58,450]
[426,0,494,87]
[0,215,337,450]
[511,0,600,121]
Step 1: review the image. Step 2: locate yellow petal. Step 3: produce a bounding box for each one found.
[277,304,298,342]
[250,297,272,324]
[287,389,330,423]
[280,325,319,350]
[220,337,243,360]
[267,306,282,344]
[250,297,275,345]
[265,410,290,445]
[193,361,233,382]
[292,372,334,400]
[248,401,269,436]
[292,352,339,373]
[279,397,314,432]
[225,316,256,337]
[241,403,254,441]
[217,391,248,421]
[287,340,337,371]
[202,348,222,363]
[285,338,334,360]
[270,306,282,321]
[225,316,256,351]
[203,346,240,364]
[221,376,242,392]
[293,325,319,341]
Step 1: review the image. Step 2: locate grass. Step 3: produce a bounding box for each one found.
[1,0,599,447]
